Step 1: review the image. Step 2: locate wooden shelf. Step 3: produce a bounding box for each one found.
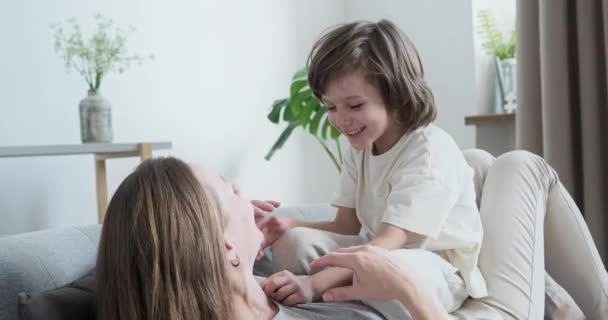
[465,113,515,126]
[0,142,171,158]
[0,142,172,224]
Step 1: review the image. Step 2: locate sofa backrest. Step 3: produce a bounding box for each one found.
[0,225,101,320]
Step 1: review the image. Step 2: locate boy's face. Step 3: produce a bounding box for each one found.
[321,72,404,154]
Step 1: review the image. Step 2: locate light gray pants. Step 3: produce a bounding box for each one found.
[271,150,608,320]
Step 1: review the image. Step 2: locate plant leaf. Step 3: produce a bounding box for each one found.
[289,88,313,118]
[298,96,317,128]
[330,125,341,139]
[290,79,309,97]
[268,98,287,124]
[321,115,332,140]
[309,108,325,135]
[292,67,307,81]
[477,9,515,59]
[283,102,296,121]
[264,121,299,160]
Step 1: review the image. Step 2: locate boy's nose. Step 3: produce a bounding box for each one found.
[332,113,352,128]
[338,117,353,128]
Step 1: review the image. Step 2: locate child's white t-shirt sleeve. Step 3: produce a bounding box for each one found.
[332,147,357,208]
[381,154,460,239]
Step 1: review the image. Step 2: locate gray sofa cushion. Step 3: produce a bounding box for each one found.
[18,272,95,320]
[0,225,101,320]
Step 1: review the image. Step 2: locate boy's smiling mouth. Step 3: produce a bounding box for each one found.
[344,126,366,136]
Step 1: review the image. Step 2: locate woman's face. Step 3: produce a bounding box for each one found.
[191,165,263,267]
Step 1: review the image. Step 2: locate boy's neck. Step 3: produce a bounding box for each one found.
[373,123,408,155]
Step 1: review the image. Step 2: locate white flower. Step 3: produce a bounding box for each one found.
[51,14,153,93]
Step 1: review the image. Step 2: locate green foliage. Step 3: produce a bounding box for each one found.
[265,67,343,172]
[51,14,153,92]
[477,9,515,60]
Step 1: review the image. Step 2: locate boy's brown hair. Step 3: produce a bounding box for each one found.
[307,19,436,132]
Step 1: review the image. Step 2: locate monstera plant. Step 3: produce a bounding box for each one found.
[265,68,343,172]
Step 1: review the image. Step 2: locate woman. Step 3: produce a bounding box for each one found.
[96,157,415,320]
[96,152,608,319]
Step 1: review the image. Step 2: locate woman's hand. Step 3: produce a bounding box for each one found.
[310,245,412,302]
[260,270,315,305]
[256,215,297,248]
[309,245,449,320]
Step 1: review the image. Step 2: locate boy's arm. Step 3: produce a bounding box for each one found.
[310,223,411,299]
[258,207,361,249]
[367,223,410,249]
[294,206,361,235]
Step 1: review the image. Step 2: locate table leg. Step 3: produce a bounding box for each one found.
[95,158,108,224]
[138,143,152,161]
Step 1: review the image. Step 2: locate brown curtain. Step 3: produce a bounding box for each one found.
[516,0,608,260]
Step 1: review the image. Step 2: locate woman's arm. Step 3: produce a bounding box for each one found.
[310,245,450,320]
[308,223,410,299]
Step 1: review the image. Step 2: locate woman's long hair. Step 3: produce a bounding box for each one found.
[96,157,234,320]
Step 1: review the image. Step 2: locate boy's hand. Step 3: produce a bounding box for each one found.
[251,200,281,221]
[261,271,315,305]
[257,215,297,248]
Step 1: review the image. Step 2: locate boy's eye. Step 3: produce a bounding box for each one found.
[350,104,363,110]
[326,106,337,112]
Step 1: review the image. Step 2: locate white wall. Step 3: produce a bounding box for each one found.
[345,0,478,149]
[0,1,512,235]
[0,0,344,235]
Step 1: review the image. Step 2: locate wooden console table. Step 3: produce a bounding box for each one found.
[0,142,172,224]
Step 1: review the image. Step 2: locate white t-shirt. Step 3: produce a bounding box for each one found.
[332,124,487,298]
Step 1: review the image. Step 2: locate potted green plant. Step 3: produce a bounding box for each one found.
[478,9,517,113]
[51,14,153,143]
[265,68,343,172]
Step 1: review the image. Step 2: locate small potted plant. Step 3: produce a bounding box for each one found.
[51,14,153,143]
[478,9,517,113]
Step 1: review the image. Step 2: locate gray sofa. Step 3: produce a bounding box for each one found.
[0,150,502,320]
[0,206,331,320]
